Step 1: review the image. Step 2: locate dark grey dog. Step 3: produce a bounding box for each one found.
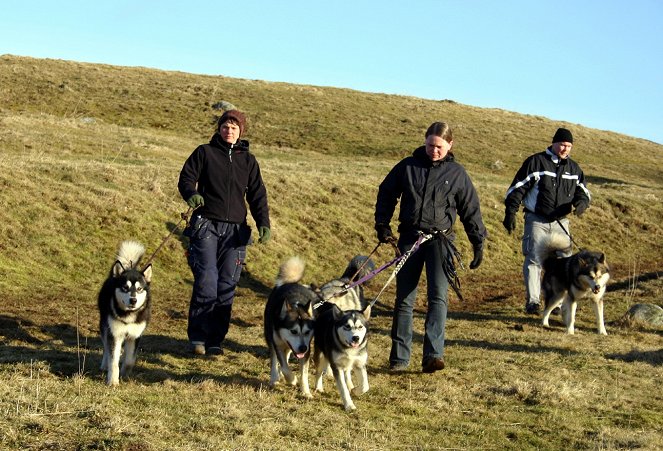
[541,250,610,335]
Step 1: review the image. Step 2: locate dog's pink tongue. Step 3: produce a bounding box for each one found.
[351,342,360,348]
[295,352,306,359]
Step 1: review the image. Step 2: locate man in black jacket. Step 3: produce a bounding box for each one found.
[503,127,591,314]
[375,122,486,373]
[179,109,271,356]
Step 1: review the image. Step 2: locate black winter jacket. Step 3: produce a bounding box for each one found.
[504,148,590,221]
[375,147,486,248]
[178,134,270,227]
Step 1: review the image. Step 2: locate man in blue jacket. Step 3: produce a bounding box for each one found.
[503,127,591,314]
[179,109,271,356]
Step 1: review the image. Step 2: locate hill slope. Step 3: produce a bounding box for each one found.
[0,55,661,450]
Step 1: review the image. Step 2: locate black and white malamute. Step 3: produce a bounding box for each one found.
[540,248,610,335]
[97,240,152,386]
[313,303,371,411]
[264,257,320,398]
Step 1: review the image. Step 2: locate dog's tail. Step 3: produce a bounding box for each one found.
[533,232,571,264]
[275,256,305,287]
[116,240,146,270]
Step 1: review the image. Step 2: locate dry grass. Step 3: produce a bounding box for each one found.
[0,55,661,450]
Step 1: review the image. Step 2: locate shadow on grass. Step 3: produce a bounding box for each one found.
[585,175,630,186]
[0,314,270,388]
[607,270,661,292]
[606,348,663,366]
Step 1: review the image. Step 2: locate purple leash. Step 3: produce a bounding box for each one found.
[314,232,432,310]
[369,233,433,307]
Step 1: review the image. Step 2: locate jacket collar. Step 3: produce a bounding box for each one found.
[210,133,249,152]
[413,145,454,167]
[545,147,568,166]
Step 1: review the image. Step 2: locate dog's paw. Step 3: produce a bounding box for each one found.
[301,391,313,399]
[352,386,369,396]
[344,402,357,412]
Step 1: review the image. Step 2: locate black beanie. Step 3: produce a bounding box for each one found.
[552,128,573,144]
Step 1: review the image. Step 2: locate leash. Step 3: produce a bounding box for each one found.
[435,232,465,302]
[369,232,433,307]
[312,239,410,311]
[141,207,192,271]
[555,218,581,251]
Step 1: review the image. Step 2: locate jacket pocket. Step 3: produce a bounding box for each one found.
[188,215,212,241]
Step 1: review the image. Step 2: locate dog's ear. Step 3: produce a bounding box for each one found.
[142,264,152,283]
[331,304,343,319]
[298,300,314,318]
[112,260,125,277]
[598,253,606,264]
[362,304,371,321]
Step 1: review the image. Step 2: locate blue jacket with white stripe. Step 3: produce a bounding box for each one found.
[504,148,590,221]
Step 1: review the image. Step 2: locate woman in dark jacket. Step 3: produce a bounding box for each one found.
[178,109,270,357]
[375,122,486,373]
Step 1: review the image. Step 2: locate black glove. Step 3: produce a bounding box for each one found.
[502,212,516,234]
[574,203,588,217]
[470,245,483,269]
[375,223,395,243]
[553,203,573,218]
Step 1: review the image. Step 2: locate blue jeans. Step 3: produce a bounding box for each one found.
[522,212,572,306]
[390,235,450,367]
[186,215,250,348]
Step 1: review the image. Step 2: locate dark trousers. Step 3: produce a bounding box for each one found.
[186,216,249,348]
[390,235,449,367]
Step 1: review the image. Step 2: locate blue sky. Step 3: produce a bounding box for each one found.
[2,0,662,144]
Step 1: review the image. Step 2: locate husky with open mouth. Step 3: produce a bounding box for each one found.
[264,257,320,398]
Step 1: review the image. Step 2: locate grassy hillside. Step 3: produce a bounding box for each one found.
[0,55,661,450]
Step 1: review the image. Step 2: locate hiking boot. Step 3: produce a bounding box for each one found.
[525,302,541,315]
[206,347,224,358]
[422,357,445,373]
[191,343,206,356]
[390,362,409,373]
[552,307,561,315]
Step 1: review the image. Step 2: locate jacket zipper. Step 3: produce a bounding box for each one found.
[225,143,234,220]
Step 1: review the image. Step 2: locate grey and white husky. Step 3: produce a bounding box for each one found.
[313,303,371,411]
[538,235,610,335]
[316,255,375,314]
[98,240,152,386]
[264,257,320,398]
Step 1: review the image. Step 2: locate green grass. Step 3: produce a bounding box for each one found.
[0,54,661,450]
